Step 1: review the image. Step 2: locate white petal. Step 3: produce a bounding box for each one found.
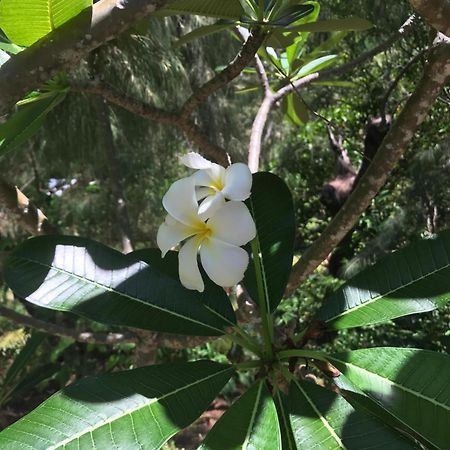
[196,187,215,201]
[162,177,201,227]
[192,165,226,189]
[208,201,256,246]
[179,236,204,292]
[222,163,252,201]
[180,152,215,170]
[200,238,249,288]
[198,192,226,220]
[157,215,196,257]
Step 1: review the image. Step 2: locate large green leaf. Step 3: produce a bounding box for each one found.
[0,91,67,158]
[0,360,233,449]
[173,21,234,48]
[243,172,296,312]
[315,230,450,329]
[273,390,297,450]
[294,54,339,79]
[287,378,415,449]
[329,347,450,450]
[0,0,92,46]
[156,0,244,19]
[200,380,281,450]
[4,236,236,336]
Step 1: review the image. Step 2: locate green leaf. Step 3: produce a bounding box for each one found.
[156,0,244,20]
[273,390,297,450]
[0,36,24,54]
[269,4,315,27]
[294,54,339,78]
[244,172,295,312]
[173,21,234,48]
[0,91,67,158]
[288,378,415,449]
[4,236,236,336]
[282,93,310,126]
[0,360,233,449]
[289,16,373,33]
[329,347,450,450]
[200,380,281,450]
[315,230,450,329]
[0,0,93,47]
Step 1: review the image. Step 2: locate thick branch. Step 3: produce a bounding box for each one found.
[410,0,450,35]
[286,41,450,296]
[0,0,170,115]
[0,178,58,235]
[181,30,266,117]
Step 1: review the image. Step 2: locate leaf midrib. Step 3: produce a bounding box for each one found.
[330,357,450,411]
[293,380,347,450]
[327,260,450,323]
[11,252,225,334]
[44,367,232,449]
[242,382,263,450]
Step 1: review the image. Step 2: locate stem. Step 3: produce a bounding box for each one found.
[277,349,328,362]
[250,238,274,359]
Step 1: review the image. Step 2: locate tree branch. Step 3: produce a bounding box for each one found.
[410,0,450,35]
[180,30,266,117]
[0,0,170,115]
[248,15,417,172]
[285,41,450,296]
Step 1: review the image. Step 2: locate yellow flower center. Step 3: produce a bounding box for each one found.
[210,177,224,191]
[196,222,213,241]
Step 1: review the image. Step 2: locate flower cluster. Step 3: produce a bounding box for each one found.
[157,152,256,292]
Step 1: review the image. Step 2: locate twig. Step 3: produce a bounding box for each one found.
[285,41,450,296]
[181,30,266,117]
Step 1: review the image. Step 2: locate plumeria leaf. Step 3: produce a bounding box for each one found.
[0,0,93,47]
[287,378,415,449]
[244,172,295,312]
[329,347,450,449]
[200,380,282,450]
[4,236,236,336]
[314,230,450,329]
[0,361,233,449]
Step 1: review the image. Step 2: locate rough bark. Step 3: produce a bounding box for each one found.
[410,0,450,35]
[286,41,450,296]
[0,0,170,115]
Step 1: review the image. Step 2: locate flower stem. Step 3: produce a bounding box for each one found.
[250,237,274,359]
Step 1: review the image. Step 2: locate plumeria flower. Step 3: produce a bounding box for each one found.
[180,152,253,219]
[157,177,256,292]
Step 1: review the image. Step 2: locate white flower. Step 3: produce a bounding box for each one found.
[180,152,253,219]
[157,177,256,292]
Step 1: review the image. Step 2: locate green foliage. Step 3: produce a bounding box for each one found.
[0,0,92,46]
[244,172,295,312]
[286,378,413,449]
[0,361,233,449]
[330,348,450,449]
[4,236,236,336]
[200,380,281,450]
[315,230,450,329]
